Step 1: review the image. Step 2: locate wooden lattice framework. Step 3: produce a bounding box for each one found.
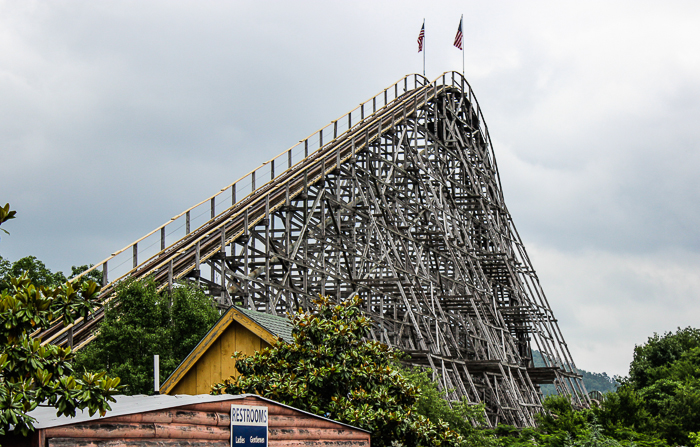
[41,72,588,426]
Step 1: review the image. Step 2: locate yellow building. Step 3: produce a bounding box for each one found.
[160,306,293,395]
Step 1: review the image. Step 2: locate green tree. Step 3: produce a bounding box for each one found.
[537,394,594,439]
[403,366,496,446]
[591,327,700,446]
[213,295,466,447]
[0,256,67,292]
[487,396,616,447]
[628,327,700,390]
[0,257,104,294]
[69,265,103,286]
[594,385,653,437]
[0,204,121,437]
[75,278,220,395]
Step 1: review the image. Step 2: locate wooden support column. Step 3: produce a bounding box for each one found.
[243,208,249,298]
[220,228,226,304]
[265,194,271,312]
[195,241,201,287]
[303,172,309,302]
[168,260,173,293]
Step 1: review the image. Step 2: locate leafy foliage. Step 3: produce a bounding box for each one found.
[628,327,700,390]
[69,265,103,287]
[537,395,594,439]
[75,278,220,395]
[594,385,654,438]
[517,328,700,447]
[0,204,121,437]
[0,203,16,235]
[0,256,102,295]
[600,327,700,445]
[0,256,67,292]
[487,328,700,447]
[403,366,496,446]
[488,395,666,447]
[689,431,700,447]
[213,295,467,447]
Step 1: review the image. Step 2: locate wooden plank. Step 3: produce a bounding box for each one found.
[170,367,197,396]
[195,350,211,395]
[45,423,228,440]
[234,322,260,358]
[203,337,222,393]
[48,439,229,447]
[269,428,369,441]
[220,324,238,381]
[96,410,226,427]
[269,442,368,447]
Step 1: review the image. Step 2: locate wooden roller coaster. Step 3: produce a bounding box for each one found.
[40,72,588,426]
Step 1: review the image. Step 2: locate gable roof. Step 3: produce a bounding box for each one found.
[160,306,293,394]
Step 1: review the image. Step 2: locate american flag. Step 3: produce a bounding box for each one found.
[417,23,425,52]
[454,17,463,50]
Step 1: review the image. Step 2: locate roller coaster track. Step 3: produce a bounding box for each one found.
[40,72,588,426]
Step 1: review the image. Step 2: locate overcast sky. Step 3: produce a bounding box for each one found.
[2,0,699,378]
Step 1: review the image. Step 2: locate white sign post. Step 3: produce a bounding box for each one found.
[230,405,268,447]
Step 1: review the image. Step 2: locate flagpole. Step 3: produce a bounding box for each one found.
[461,14,464,76]
[423,19,426,77]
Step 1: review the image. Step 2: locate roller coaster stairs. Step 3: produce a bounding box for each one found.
[40,72,588,427]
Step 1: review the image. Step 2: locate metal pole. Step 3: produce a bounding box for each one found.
[423,19,426,77]
[461,14,465,76]
[154,355,160,394]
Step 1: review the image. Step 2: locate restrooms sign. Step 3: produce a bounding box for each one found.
[230,405,268,447]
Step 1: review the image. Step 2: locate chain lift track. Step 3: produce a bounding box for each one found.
[40,72,589,426]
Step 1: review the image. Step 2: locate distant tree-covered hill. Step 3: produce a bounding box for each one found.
[532,350,618,394]
[578,369,618,393]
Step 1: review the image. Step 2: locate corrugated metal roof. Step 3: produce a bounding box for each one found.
[27,394,369,433]
[29,394,235,429]
[235,306,294,343]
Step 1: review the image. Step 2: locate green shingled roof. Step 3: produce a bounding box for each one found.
[234,306,294,343]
